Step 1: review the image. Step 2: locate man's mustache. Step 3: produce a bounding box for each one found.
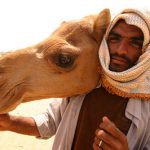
[110,54,132,66]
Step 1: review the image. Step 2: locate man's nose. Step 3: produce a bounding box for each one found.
[116,40,128,55]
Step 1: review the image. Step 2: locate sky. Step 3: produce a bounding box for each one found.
[0,0,149,52]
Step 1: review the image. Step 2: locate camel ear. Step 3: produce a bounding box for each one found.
[93,8,111,44]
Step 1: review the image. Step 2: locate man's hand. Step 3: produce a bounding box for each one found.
[93,116,129,150]
[0,114,12,131]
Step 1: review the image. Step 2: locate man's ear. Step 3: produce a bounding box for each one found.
[93,9,111,44]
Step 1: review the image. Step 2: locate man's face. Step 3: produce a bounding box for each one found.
[107,20,144,72]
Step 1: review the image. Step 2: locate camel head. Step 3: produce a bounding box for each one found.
[0,9,110,114]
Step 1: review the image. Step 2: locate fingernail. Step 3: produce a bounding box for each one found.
[103,116,109,121]
[103,116,112,124]
[98,130,103,136]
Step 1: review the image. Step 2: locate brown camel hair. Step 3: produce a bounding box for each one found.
[0,9,110,114]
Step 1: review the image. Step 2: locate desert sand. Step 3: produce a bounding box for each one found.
[0,99,54,150]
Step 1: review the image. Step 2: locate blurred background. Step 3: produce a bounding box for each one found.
[0,0,149,149]
[0,0,148,51]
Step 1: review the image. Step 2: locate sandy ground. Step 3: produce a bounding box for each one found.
[0,99,54,150]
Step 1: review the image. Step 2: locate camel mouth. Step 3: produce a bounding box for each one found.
[0,80,27,112]
[22,95,50,102]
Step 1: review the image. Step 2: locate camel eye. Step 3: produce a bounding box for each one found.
[58,53,73,68]
[51,52,76,68]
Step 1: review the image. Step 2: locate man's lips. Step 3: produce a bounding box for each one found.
[111,56,129,64]
[111,56,129,67]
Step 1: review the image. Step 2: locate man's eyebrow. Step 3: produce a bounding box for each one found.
[108,32,144,41]
[108,32,120,37]
[131,36,144,41]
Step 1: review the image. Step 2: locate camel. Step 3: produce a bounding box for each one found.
[0,9,110,114]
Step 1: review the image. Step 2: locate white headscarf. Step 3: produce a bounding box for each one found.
[99,8,150,100]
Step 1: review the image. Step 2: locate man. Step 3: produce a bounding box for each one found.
[0,8,150,150]
[92,8,150,150]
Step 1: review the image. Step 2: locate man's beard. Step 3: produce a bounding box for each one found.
[109,54,133,72]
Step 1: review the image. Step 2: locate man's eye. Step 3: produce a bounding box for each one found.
[130,40,143,49]
[107,36,120,43]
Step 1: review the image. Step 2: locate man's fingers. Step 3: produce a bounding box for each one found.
[99,116,125,139]
[94,133,115,150]
[94,117,129,149]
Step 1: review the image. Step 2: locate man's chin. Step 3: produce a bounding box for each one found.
[109,64,128,72]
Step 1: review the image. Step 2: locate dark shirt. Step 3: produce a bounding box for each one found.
[72,87,131,150]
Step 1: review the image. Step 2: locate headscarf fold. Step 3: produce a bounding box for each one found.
[99,8,150,100]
